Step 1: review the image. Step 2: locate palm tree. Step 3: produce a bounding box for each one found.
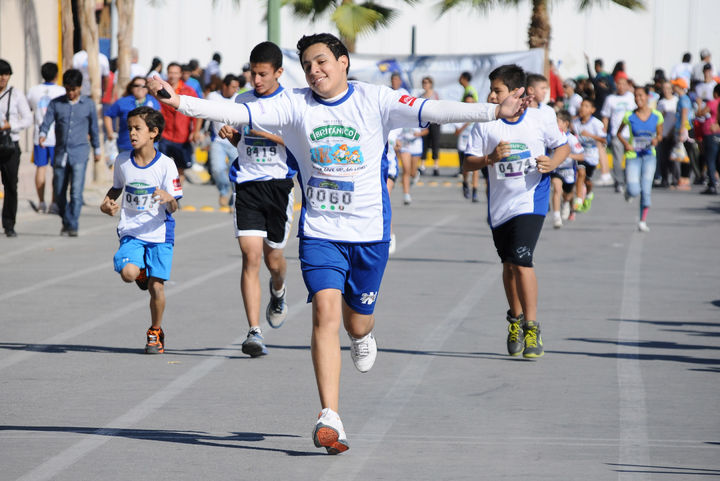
[438,0,645,72]
[115,0,135,100]
[284,0,411,52]
[60,0,74,71]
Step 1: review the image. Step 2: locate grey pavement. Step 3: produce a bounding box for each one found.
[1,159,719,480]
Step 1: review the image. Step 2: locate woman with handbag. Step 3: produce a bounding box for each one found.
[0,59,33,237]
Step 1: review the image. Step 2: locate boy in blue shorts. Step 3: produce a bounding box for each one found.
[148,33,529,453]
[464,64,570,359]
[100,107,183,354]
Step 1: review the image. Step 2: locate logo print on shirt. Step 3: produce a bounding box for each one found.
[310,143,365,173]
[310,124,360,142]
[360,292,377,305]
[173,178,182,191]
[398,95,419,107]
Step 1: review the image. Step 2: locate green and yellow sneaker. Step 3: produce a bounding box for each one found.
[522,321,544,359]
[506,310,525,356]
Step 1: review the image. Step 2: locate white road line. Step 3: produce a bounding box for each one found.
[0,260,239,373]
[0,223,109,264]
[393,214,459,253]
[617,233,650,481]
[11,298,310,481]
[0,220,230,302]
[320,265,500,479]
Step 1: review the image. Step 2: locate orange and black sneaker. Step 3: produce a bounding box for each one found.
[145,326,164,354]
[135,268,149,291]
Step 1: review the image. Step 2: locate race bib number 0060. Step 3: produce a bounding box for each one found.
[305,177,354,213]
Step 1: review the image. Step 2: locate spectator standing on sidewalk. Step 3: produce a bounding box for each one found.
[0,59,32,237]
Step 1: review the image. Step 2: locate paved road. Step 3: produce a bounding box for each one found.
[1,169,719,480]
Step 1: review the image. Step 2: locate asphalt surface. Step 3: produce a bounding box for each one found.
[1,160,719,480]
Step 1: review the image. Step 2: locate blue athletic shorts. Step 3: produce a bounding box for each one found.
[113,236,174,281]
[33,145,55,167]
[299,238,390,315]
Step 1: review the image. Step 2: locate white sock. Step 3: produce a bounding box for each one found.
[271,283,285,297]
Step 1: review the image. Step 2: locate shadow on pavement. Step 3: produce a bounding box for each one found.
[606,463,720,476]
[0,342,248,359]
[566,337,719,351]
[0,425,319,456]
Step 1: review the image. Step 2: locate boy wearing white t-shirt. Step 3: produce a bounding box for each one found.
[572,98,607,211]
[26,62,65,213]
[148,33,530,455]
[464,64,570,359]
[100,107,183,354]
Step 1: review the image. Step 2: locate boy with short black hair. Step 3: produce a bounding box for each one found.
[149,33,530,454]
[100,106,183,354]
[215,41,295,358]
[26,62,65,214]
[464,64,570,359]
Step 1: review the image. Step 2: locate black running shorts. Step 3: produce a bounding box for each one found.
[578,161,596,179]
[491,214,545,267]
[234,178,294,248]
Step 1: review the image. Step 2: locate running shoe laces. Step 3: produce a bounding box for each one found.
[145,327,164,354]
[348,331,377,373]
[266,281,288,328]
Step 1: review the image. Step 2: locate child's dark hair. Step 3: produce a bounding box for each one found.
[41,62,58,82]
[167,62,181,71]
[297,33,350,74]
[581,96,595,107]
[635,85,650,95]
[127,106,165,138]
[489,64,526,92]
[0,59,12,75]
[250,41,283,70]
[460,71,472,82]
[526,73,548,89]
[556,110,572,124]
[222,74,240,86]
[713,84,720,98]
[62,69,83,88]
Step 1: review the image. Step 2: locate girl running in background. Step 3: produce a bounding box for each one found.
[617,86,664,232]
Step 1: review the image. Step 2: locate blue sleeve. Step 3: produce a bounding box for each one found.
[88,101,100,148]
[105,98,120,118]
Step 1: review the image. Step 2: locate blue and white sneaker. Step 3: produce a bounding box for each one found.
[241,328,268,358]
[266,281,288,328]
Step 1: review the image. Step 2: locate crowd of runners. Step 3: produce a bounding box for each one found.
[1,35,718,455]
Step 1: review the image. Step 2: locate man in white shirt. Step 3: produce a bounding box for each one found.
[148,32,529,455]
[0,59,33,237]
[601,73,636,192]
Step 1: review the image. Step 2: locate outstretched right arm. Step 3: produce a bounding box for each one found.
[148,76,250,126]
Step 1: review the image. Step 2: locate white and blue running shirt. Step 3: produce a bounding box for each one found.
[113,150,183,243]
[553,131,583,184]
[465,108,567,228]
[229,86,298,184]
[178,81,498,242]
[572,116,605,166]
